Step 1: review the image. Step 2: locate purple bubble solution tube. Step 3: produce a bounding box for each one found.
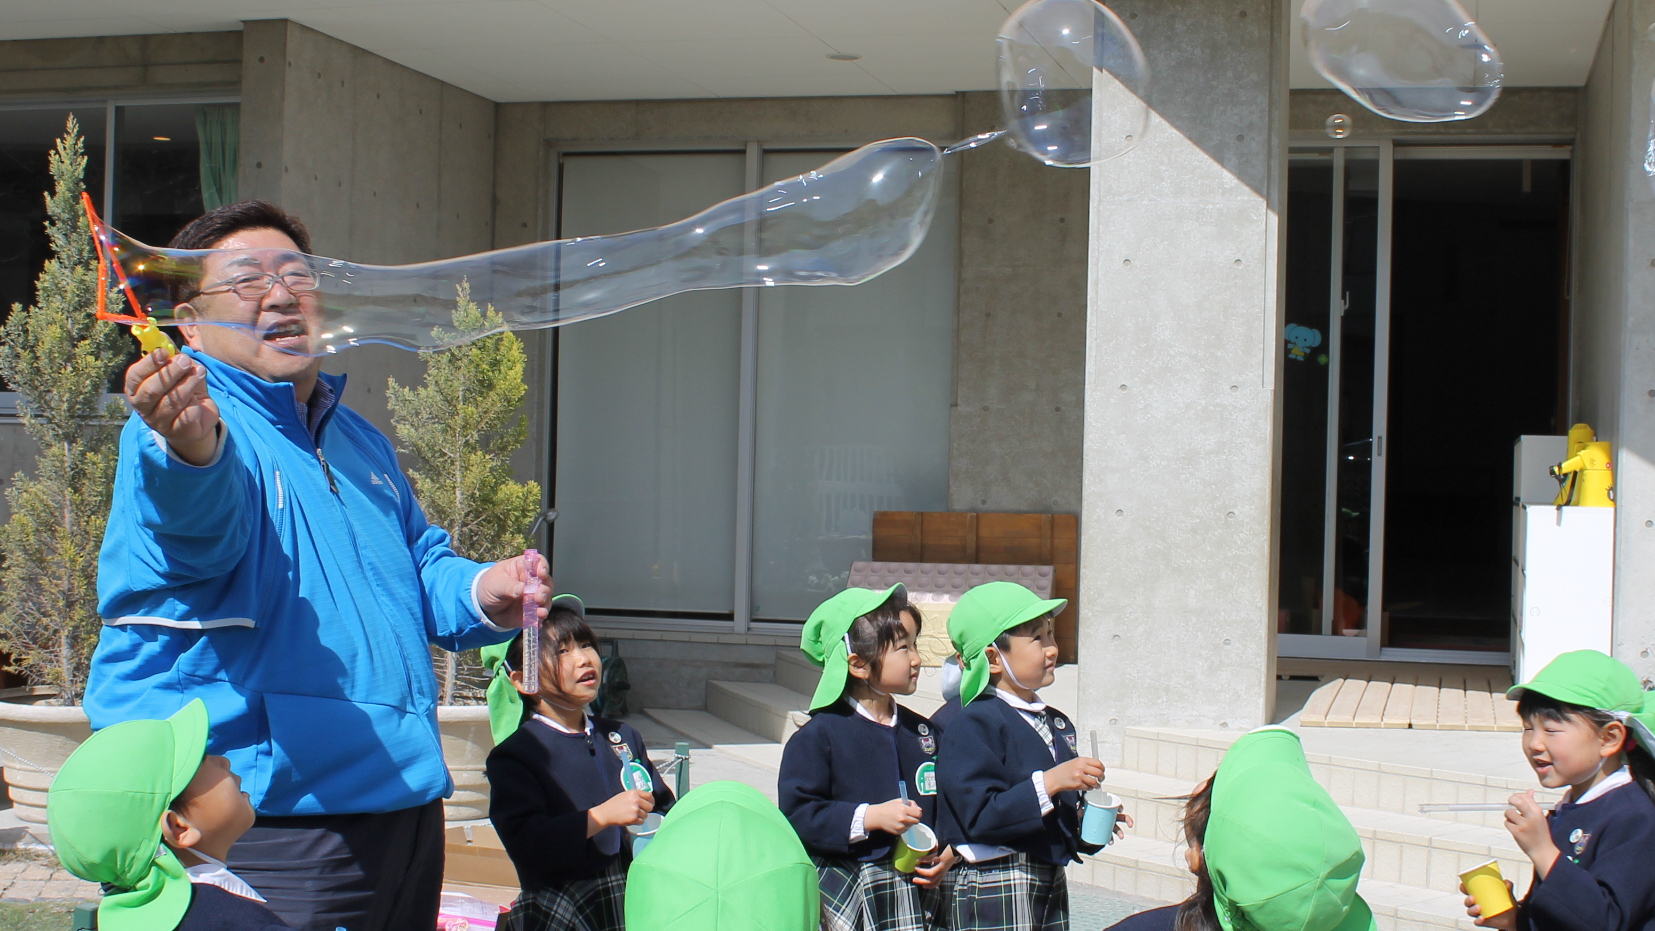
[522,549,540,694]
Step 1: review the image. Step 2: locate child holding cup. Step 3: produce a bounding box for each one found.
[482,595,675,931]
[779,585,956,931]
[1464,650,1655,930]
[936,581,1124,931]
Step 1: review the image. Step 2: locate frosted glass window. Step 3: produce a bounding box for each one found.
[555,153,744,614]
[750,151,956,620]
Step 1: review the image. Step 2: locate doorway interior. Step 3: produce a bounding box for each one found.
[1277,142,1571,662]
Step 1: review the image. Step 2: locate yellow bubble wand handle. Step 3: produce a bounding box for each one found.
[132,322,177,358]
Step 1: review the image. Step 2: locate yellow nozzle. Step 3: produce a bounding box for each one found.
[131,322,177,358]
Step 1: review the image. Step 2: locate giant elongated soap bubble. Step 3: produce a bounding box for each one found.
[89,138,943,355]
[1301,0,1501,122]
[949,0,1148,167]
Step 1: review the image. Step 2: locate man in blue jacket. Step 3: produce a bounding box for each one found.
[88,201,551,931]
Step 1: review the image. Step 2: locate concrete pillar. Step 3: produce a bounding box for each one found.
[1078,0,1287,754]
[1573,0,1655,681]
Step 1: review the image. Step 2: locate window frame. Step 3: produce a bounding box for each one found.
[0,93,239,420]
[545,138,959,634]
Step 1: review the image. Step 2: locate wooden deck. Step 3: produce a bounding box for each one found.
[1282,658,1520,731]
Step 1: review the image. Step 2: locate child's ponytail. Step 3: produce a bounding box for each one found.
[1173,777,1220,931]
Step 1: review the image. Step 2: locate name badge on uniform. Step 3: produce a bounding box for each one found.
[915,761,938,796]
[620,760,653,792]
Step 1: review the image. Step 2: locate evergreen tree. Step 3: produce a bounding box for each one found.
[388,281,542,703]
[0,117,130,704]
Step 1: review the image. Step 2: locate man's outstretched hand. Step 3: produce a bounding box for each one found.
[126,350,221,466]
[478,553,554,629]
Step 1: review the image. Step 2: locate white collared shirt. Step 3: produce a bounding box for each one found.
[1571,766,1632,806]
[534,712,592,736]
[183,851,266,902]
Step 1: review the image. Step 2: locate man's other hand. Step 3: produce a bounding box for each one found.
[478,552,554,629]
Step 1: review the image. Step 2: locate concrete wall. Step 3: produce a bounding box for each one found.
[1289,87,1580,139]
[1079,0,1288,756]
[238,20,497,446]
[950,92,1090,514]
[1571,0,1655,679]
[0,32,240,98]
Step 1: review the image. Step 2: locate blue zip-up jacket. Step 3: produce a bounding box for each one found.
[87,347,516,816]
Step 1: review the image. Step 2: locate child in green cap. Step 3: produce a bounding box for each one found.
[47,699,292,931]
[1465,649,1655,931]
[483,595,674,931]
[626,781,821,931]
[935,581,1116,931]
[780,584,956,931]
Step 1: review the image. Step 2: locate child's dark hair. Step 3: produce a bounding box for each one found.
[845,591,921,681]
[1173,776,1219,931]
[506,605,599,715]
[992,613,1053,652]
[1517,692,1655,803]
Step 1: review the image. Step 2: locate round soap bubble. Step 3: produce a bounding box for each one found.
[995,0,1149,167]
[1301,0,1502,122]
[1646,79,1655,194]
[1325,113,1354,138]
[89,138,944,355]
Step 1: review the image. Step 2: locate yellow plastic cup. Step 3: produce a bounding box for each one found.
[1460,859,1515,918]
[892,822,938,873]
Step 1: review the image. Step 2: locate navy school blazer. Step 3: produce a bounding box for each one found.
[936,693,1100,865]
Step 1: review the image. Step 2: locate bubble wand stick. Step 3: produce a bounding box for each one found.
[521,549,540,694]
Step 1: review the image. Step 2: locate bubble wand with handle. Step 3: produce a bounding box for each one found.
[521,549,540,693]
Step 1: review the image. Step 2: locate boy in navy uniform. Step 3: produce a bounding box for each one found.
[937,582,1120,931]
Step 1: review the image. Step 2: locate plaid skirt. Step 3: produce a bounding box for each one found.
[948,854,1067,931]
[503,860,628,931]
[816,856,950,931]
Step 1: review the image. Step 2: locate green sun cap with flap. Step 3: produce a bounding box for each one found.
[1205,727,1375,931]
[1507,650,1655,754]
[798,584,905,710]
[946,580,1067,705]
[47,699,209,931]
[625,781,820,931]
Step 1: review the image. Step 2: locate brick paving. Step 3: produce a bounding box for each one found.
[0,854,98,902]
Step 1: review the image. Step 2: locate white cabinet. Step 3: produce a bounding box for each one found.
[1511,437,1614,683]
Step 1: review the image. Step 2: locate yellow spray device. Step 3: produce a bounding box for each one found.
[1551,440,1614,508]
[1552,423,1597,505]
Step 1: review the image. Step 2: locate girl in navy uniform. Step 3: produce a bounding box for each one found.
[1467,650,1655,931]
[483,595,674,931]
[937,581,1123,931]
[780,584,955,931]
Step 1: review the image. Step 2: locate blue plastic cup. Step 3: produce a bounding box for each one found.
[628,812,664,856]
[1081,791,1122,847]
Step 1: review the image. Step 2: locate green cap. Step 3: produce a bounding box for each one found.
[48,700,209,931]
[482,593,588,745]
[1205,727,1374,931]
[1507,650,1655,754]
[625,781,819,931]
[799,584,905,710]
[946,581,1066,705]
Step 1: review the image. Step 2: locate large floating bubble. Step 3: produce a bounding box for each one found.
[993,0,1149,167]
[89,138,943,355]
[1301,0,1502,122]
[1645,79,1655,195]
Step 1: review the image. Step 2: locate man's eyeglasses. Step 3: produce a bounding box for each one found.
[193,269,322,301]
